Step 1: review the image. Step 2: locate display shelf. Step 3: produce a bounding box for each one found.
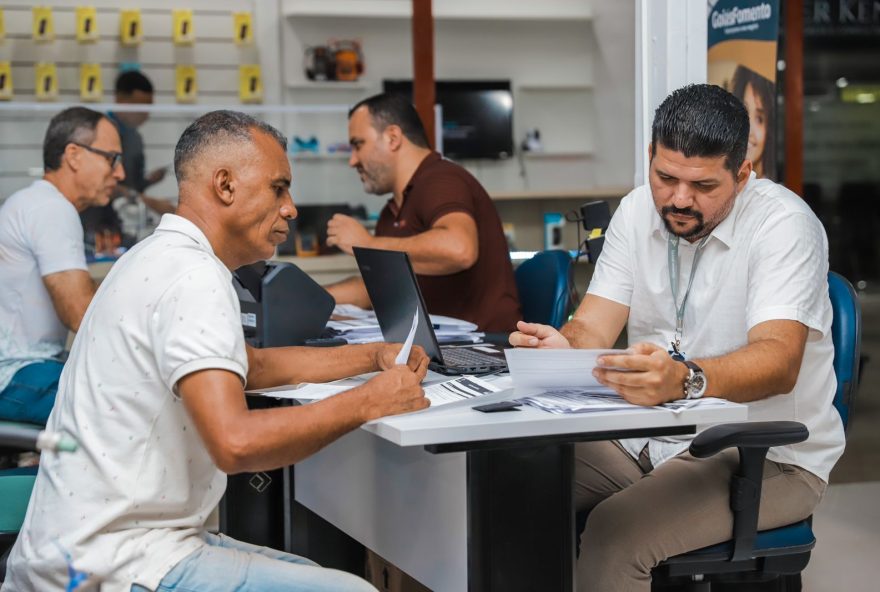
[286,81,369,90]
[282,0,592,21]
[289,152,351,161]
[517,84,593,92]
[521,151,594,160]
[489,187,631,202]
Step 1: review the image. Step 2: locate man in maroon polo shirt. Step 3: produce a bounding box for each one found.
[325,93,520,333]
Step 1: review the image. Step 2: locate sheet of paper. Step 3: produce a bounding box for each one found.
[505,348,632,389]
[395,309,419,365]
[519,389,736,415]
[424,375,502,406]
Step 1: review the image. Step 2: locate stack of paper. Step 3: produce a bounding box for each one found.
[505,348,737,415]
[247,374,501,408]
[326,305,484,344]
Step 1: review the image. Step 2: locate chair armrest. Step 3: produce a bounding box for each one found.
[689,421,809,458]
[688,421,808,562]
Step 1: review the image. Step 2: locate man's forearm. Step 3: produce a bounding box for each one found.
[246,342,384,389]
[695,339,802,403]
[560,318,616,349]
[369,230,475,275]
[325,276,371,309]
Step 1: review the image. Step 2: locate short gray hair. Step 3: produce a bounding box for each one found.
[173,110,287,181]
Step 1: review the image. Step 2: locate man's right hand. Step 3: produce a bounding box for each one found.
[360,358,430,421]
[509,320,571,349]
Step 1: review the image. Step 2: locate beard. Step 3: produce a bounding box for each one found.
[660,206,705,240]
[356,162,393,196]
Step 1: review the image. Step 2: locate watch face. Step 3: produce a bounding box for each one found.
[687,373,707,398]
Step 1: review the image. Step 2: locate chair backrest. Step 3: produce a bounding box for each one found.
[0,467,37,534]
[515,250,573,329]
[828,271,861,430]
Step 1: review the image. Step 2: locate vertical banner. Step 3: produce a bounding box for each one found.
[35,62,58,100]
[76,6,99,43]
[175,65,197,102]
[33,7,55,43]
[172,9,195,46]
[233,12,253,46]
[707,0,780,179]
[239,65,262,103]
[80,63,103,101]
[0,61,12,100]
[120,10,142,46]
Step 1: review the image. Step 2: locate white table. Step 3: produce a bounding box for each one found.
[292,387,748,592]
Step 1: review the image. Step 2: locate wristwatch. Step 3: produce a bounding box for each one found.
[681,361,707,399]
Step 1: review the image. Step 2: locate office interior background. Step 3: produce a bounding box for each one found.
[0,0,878,589]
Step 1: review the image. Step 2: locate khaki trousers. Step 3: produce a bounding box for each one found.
[574,440,826,592]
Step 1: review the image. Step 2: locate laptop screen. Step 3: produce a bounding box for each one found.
[353,247,445,363]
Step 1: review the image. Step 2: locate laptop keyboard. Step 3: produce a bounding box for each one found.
[441,347,506,369]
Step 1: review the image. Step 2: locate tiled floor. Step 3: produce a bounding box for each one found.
[802,291,880,590]
[804,481,880,591]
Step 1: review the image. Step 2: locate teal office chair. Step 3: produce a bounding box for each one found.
[648,271,861,590]
[0,422,43,582]
[514,250,574,329]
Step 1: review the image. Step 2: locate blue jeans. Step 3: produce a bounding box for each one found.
[0,360,63,425]
[131,532,377,592]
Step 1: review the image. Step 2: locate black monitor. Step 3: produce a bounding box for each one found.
[383,79,513,160]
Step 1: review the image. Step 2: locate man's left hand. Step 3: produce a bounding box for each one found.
[326,214,372,255]
[375,343,429,374]
[593,342,690,406]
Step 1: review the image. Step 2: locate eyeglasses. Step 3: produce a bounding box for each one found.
[70,142,123,170]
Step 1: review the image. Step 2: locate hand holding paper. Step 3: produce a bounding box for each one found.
[394,309,420,365]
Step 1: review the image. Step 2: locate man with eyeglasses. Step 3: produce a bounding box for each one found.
[0,106,124,427]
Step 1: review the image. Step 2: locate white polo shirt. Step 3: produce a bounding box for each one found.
[587,174,845,481]
[4,215,248,592]
[0,180,88,391]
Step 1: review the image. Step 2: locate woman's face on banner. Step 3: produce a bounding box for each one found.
[742,82,766,175]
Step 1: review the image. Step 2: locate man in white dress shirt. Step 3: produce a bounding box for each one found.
[510,85,843,591]
[0,107,124,425]
[3,111,429,592]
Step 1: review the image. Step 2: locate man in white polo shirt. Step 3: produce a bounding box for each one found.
[510,85,843,591]
[0,107,124,425]
[3,111,429,592]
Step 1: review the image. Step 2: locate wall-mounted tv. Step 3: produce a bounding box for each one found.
[383,79,513,160]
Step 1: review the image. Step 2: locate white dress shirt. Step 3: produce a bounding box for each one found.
[587,174,845,481]
[3,215,248,592]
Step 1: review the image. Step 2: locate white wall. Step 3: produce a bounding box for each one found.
[0,1,636,217]
[0,0,267,201]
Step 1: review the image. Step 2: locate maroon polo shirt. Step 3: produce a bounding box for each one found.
[375,152,521,332]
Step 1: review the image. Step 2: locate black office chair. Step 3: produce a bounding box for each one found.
[650,271,861,591]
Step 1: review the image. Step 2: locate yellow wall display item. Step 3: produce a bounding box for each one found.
[120,10,142,46]
[80,63,102,101]
[233,12,253,46]
[172,9,195,46]
[33,7,55,43]
[0,9,6,44]
[175,65,197,102]
[0,62,12,101]
[35,63,58,100]
[239,65,263,103]
[76,6,99,43]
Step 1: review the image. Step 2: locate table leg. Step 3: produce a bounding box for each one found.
[467,443,574,591]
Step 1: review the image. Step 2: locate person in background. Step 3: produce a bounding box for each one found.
[730,65,776,180]
[510,84,840,591]
[0,107,124,425]
[324,93,521,333]
[3,110,428,592]
[80,70,175,247]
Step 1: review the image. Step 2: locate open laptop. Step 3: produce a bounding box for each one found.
[353,247,508,375]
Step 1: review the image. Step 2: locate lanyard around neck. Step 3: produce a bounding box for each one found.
[667,234,709,339]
